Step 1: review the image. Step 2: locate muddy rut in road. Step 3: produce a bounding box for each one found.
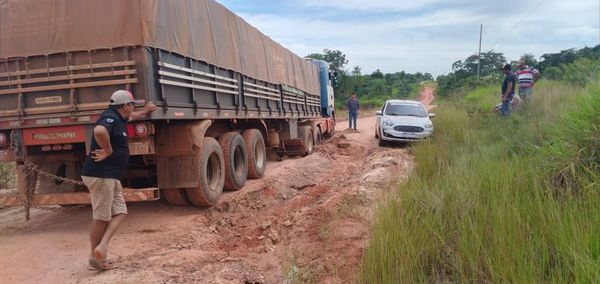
[0,87,435,283]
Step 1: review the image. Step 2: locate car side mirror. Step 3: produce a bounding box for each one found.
[429,113,436,118]
[376,111,382,116]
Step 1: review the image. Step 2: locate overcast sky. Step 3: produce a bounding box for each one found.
[216,0,599,77]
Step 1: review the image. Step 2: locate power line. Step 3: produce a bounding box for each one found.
[488,0,546,51]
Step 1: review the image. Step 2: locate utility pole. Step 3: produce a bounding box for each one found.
[477,24,483,80]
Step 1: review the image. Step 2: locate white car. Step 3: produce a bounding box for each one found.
[375,100,434,145]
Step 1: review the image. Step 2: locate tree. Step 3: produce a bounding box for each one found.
[371,69,384,79]
[458,51,506,77]
[519,53,537,66]
[306,49,348,75]
[452,60,463,72]
[305,53,324,61]
[322,49,348,74]
[435,50,506,97]
[537,49,577,72]
[351,66,362,76]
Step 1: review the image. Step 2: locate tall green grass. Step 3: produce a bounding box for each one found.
[361,81,600,282]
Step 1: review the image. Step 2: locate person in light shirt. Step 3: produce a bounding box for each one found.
[516,59,541,104]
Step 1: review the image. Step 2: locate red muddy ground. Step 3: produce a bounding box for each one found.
[0,87,434,283]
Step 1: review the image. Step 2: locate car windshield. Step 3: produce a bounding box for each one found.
[384,103,427,117]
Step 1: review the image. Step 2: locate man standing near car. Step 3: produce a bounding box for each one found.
[500,64,517,117]
[81,90,156,270]
[347,92,360,130]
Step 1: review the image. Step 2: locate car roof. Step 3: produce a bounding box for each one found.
[385,100,422,105]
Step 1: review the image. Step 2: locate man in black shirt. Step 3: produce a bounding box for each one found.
[82,90,156,270]
[500,64,517,117]
[346,93,360,130]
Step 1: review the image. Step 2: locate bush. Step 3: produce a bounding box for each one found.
[559,58,600,87]
[540,84,600,191]
[0,163,16,189]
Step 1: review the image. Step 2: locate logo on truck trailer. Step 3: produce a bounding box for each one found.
[33,132,77,141]
[23,126,86,146]
[35,96,63,104]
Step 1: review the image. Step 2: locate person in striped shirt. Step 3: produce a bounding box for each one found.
[517,59,541,103]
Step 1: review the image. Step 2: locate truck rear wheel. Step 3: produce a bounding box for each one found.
[315,127,323,146]
[185,137,225,206]
[299,126,314,155]
[243,129,266,179]
[219,132,248,191]
[162,188,190,205]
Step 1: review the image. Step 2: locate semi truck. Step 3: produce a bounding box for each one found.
[0,0,336,207]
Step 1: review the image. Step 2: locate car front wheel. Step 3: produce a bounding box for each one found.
[377,129,386,146]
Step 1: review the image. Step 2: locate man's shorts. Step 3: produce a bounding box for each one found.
[81,176,128,221]
[519,88,533,101]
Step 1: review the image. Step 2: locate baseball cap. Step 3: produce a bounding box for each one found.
[502,64,512,71]
[517,59,525,66]
[109,90,144,105]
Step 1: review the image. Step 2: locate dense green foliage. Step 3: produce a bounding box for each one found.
[436,51,507,97]
[436,45,600,97]
[545,57,600,86]
[335,71,434,109]
[360,76,600,282]
[306,49,434,110]
[537,45,600,74]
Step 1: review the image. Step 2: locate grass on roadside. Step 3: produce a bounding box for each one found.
[360,80,600,282]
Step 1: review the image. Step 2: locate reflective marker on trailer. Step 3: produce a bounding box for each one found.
[135,124,148,137]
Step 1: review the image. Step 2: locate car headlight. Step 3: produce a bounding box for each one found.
[383,120,394,127]
[424,123,433,129]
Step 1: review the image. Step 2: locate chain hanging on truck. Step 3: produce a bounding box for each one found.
[10,141,84,221]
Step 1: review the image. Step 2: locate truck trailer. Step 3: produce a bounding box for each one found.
[0,0,336,207]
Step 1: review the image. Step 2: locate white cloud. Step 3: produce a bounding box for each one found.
[223,0,600,76]
[241,10,487,75]
[297,0,446,12]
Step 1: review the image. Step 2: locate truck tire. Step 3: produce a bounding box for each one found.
[315,127,323,146]
[243,129,266,179]
[162,188,190,205]
[185,137,225,206]
[299,126,314,155]
[219,132,248,191]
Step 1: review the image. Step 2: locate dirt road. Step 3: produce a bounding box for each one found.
[419,84,436,111]
[0,88,434,283]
